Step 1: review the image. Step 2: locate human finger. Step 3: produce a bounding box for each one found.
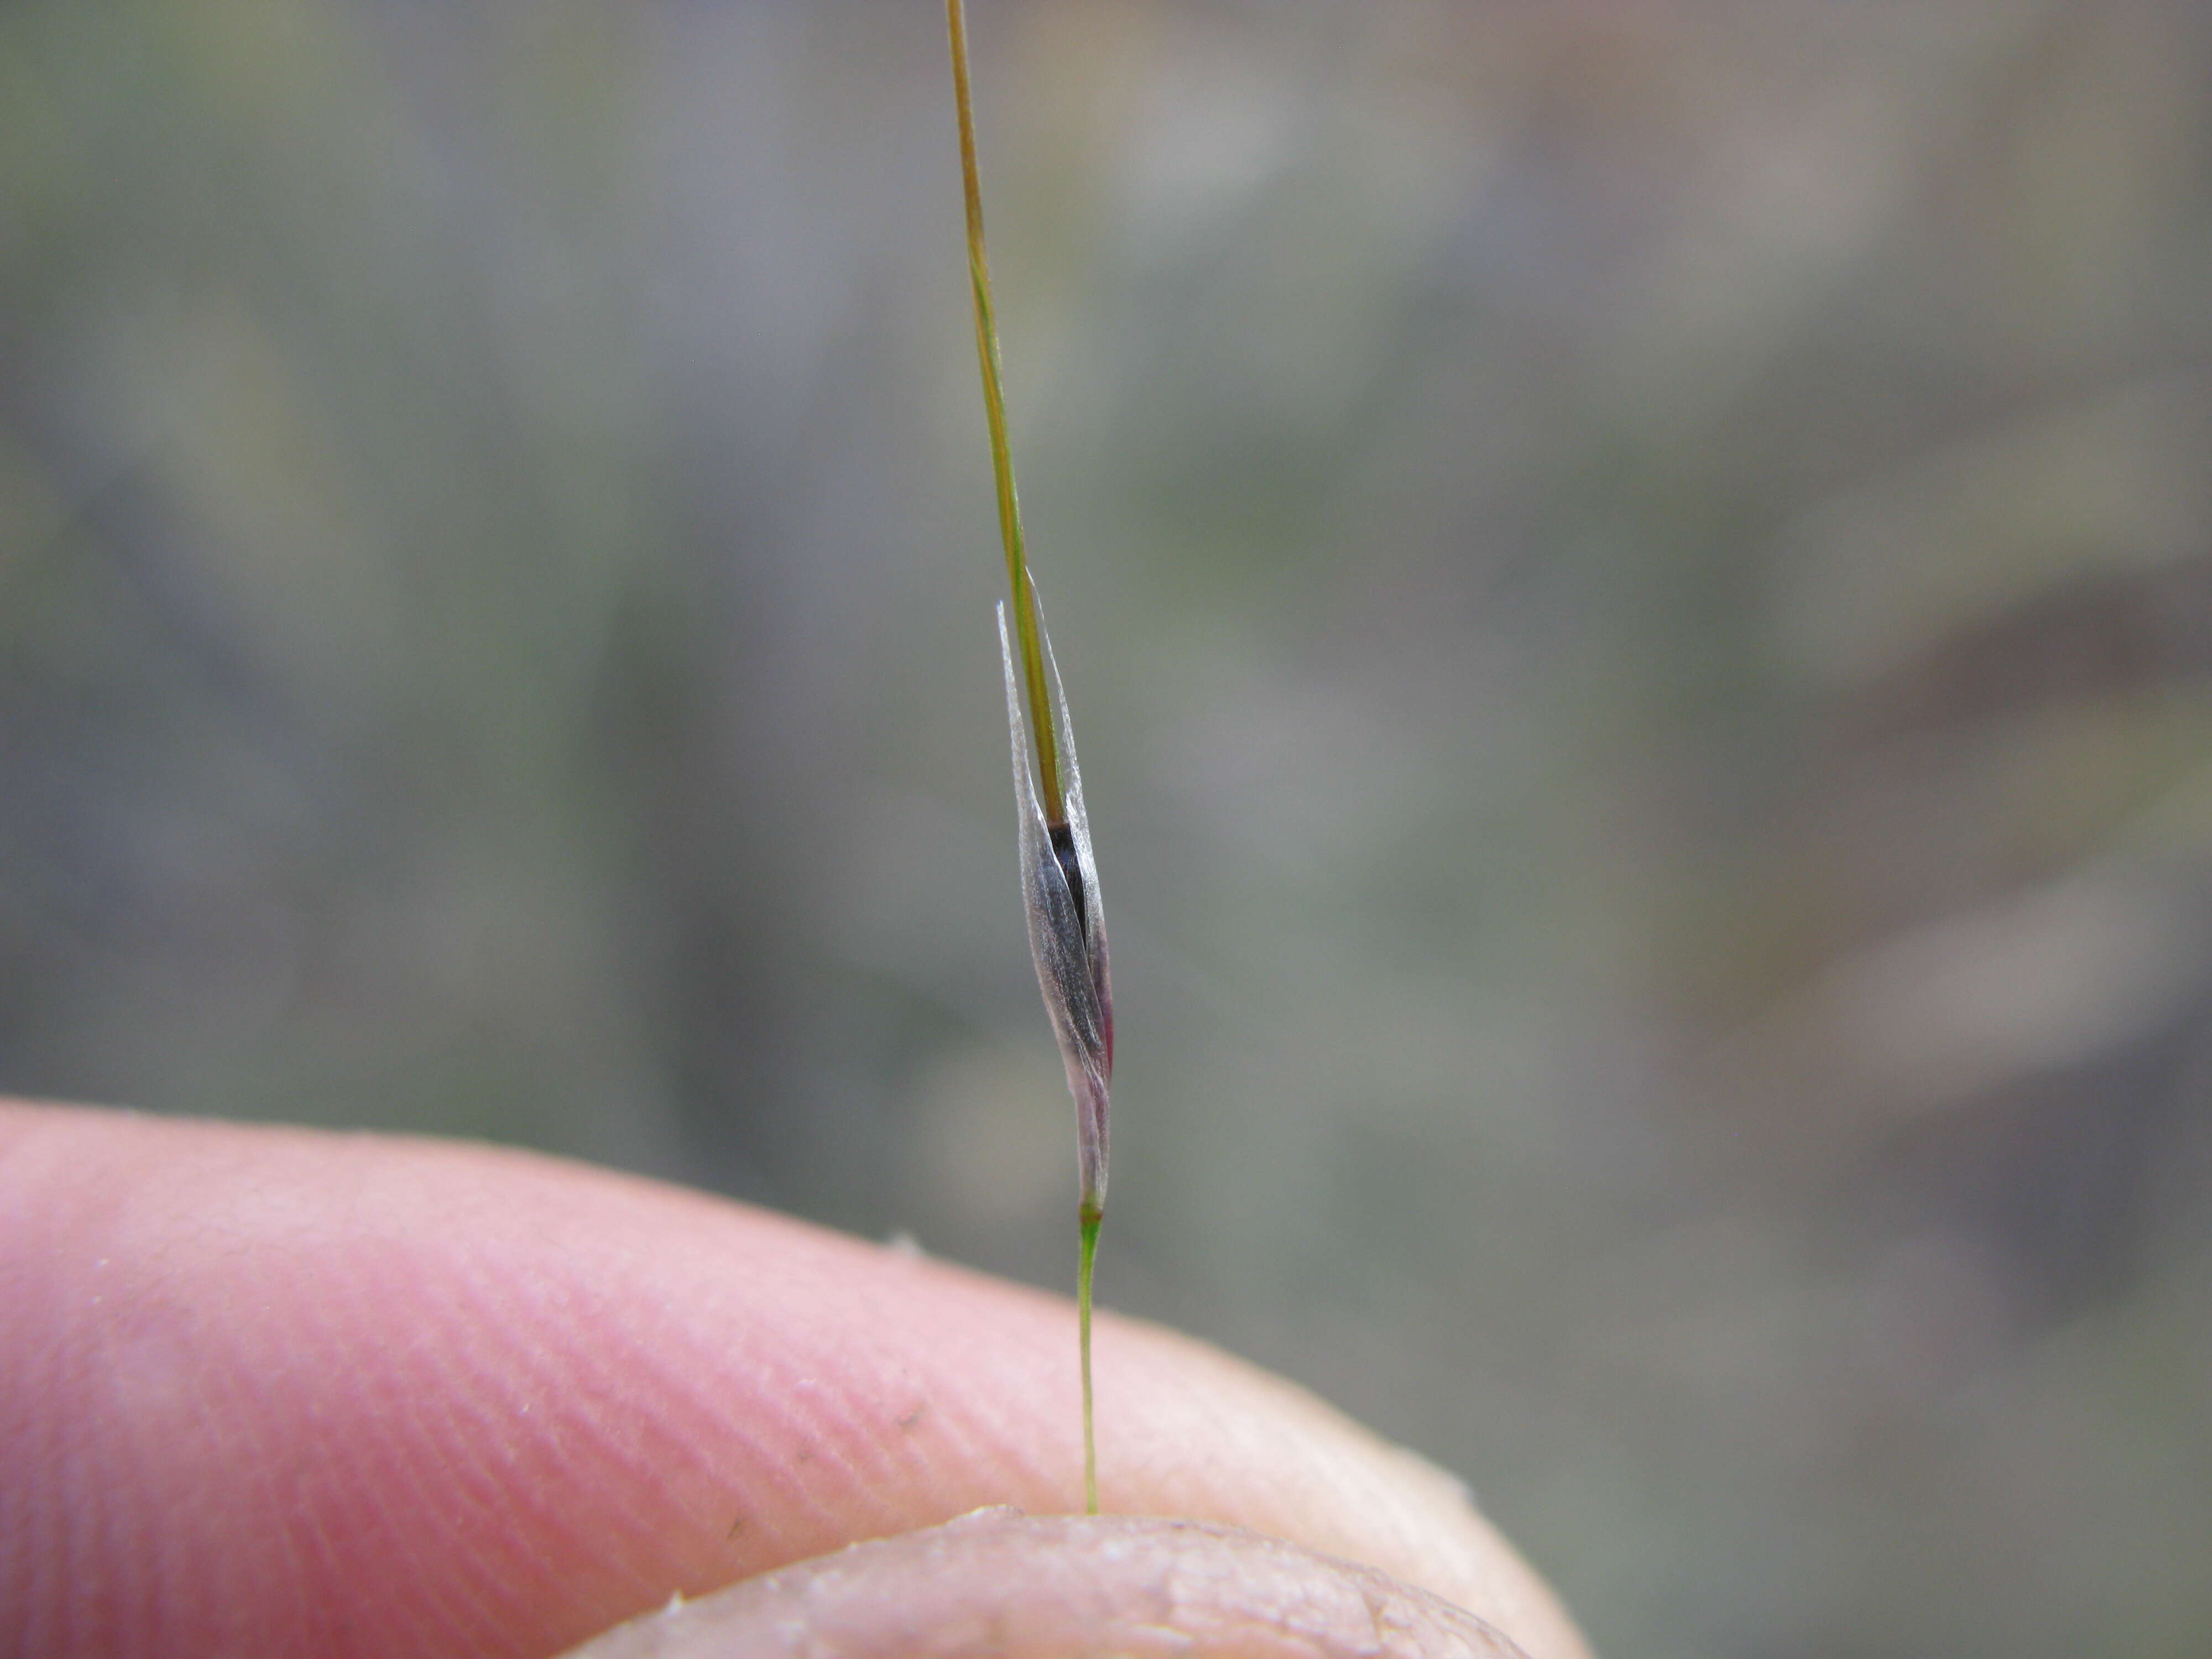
[1,1102,1585,1659]
[563,1511,1537,1659]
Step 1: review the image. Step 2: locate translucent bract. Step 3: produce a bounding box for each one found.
[998,599,1113,1215]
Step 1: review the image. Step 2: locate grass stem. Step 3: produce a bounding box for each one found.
[1077,1205,1102,1515]
[945,0,1064,825]
[950,0,1110,1522]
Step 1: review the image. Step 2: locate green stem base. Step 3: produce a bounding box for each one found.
[1077,1205,1102,1515]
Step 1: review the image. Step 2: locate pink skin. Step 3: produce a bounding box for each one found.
[1,1102,1588,1659]
[573,1512,1541,1658]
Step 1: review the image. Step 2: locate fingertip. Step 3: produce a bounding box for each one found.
[1,1104,1587,1659]
[558,1511,1537,1659]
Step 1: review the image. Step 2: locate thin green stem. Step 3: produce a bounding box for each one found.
[949,0,1103,1521]
[945,0,1065,825]
[1077,1204,1102,1515]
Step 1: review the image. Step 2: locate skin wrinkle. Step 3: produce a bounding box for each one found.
[666,1273,894,1552]
[371,1235,623,1650]
[424,1227,648,1620]
[260,1261,394,1651]
[405,1406,535,1651]
[241,1348,322,1651]
[782,1374,888,1522]
[467,1353,572,1570]
[117,1256,239,1650]
[656,1327,912,1592]
[492,1307,711,1624]
[32,1366,72,1656]
[1166,1537,1337,1656]
[906,1405,990,1533]
[314,1263,472,1639]
[30,1286,73,1655]
[515,1313,708,1641]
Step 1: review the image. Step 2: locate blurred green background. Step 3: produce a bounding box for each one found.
[5,1,2211,1653]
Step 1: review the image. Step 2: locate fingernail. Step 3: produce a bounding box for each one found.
[560,1509,1533,1659]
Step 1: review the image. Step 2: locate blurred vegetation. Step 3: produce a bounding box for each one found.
[4,2,2211,1656]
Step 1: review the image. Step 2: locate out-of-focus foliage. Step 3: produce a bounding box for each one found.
[4,2,2210,1655]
